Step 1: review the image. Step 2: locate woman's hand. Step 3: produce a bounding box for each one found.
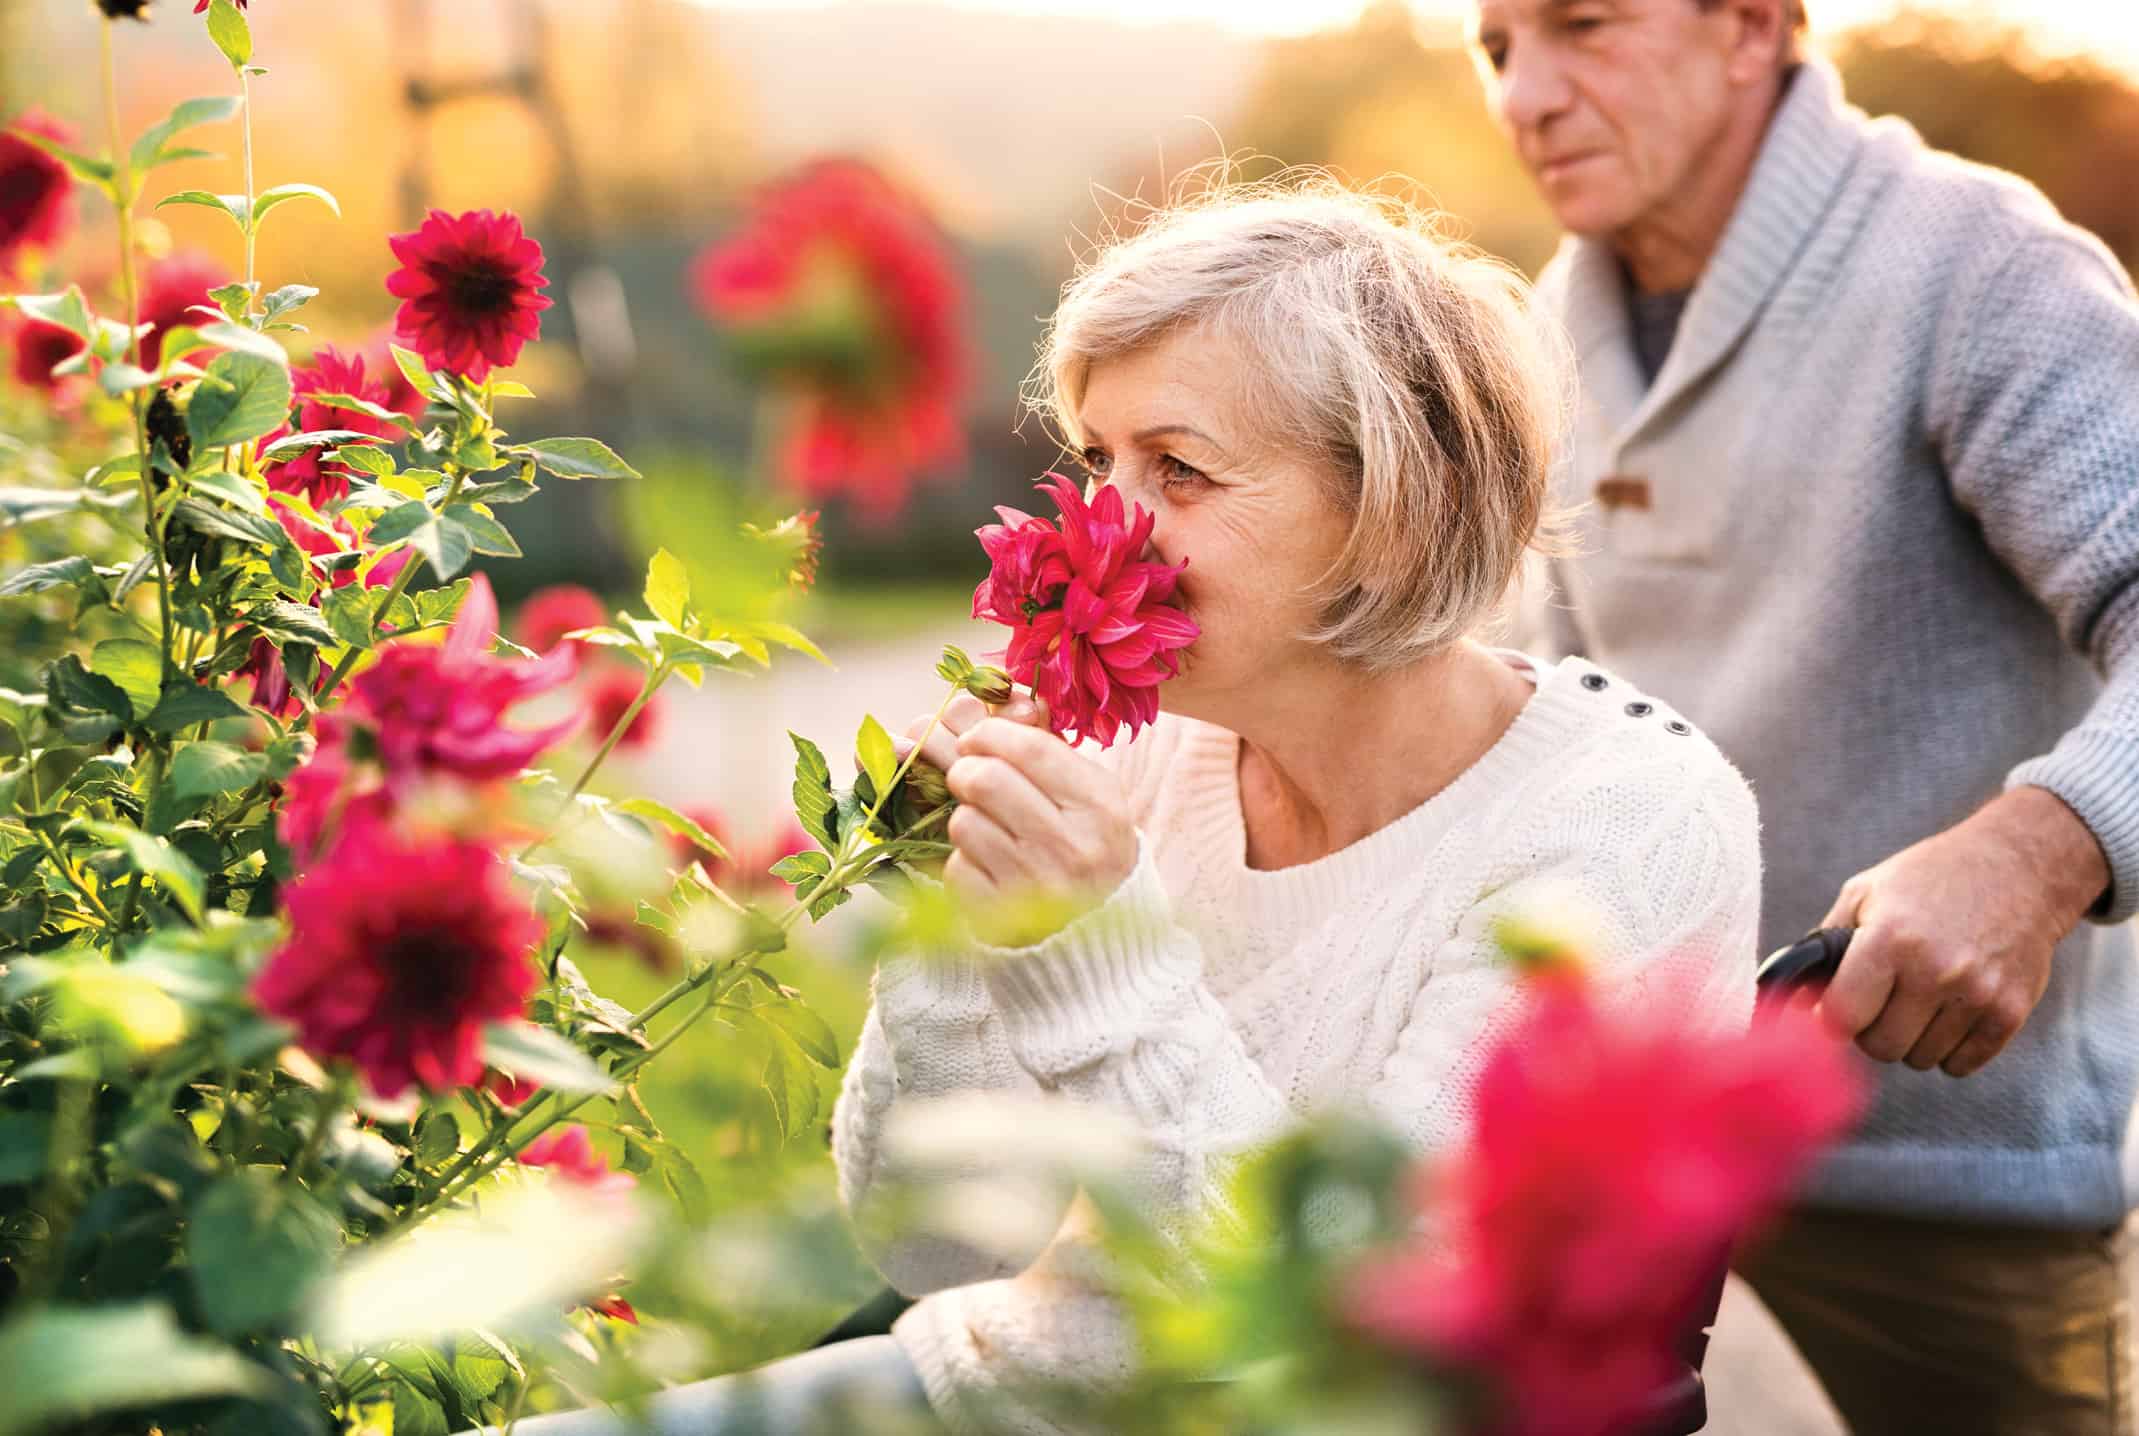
[940,718,1137,941]
[894,690,1047,776]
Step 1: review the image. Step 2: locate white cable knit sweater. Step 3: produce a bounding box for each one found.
[831,653,1763,1434]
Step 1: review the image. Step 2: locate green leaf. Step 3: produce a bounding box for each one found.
[388,342,441,403]
[0,1112,52,1186]
[490,379,537,400]
[97,362,158,396]
[769,851,830,884]
[169,741,268,802]
[761,1045,795,1138]
[9,132,115,193]
[0,1303,274,1436]
[192,320,289,365]
[250,182,338,229]
[246,599,338,647]
[761,1002,841,1068]
[405,514,472,581]
[47,654,133,721]
[206,281,253,321]
[10,287,92,340]
[323,585,385,649]
[187,1171,338,1336]
[142,683,249,733]
[261,284,318,322]
[184,469,267,517]
[92,638,164,719]
[480,1023,616,1097]
[130,96,244,179]
[312,391,418,433]
[0,555,108,601]
[187,351,293,451]
[511,437,639,481]
[790,733,835,850]
[75,821,205,923]
[206,0,252,68]
[612,796,726,858]
[412,1112,461,1166]
[364,498,433,548]
[750,620,831,665]
[153,189,245,225]
[440,504,520,558]
[856,715,898,801]
[257,428,382,464]
[644,546,689,630]
[169,496,281,548]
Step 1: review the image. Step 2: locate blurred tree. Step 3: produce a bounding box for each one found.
[1836,8,2139,272]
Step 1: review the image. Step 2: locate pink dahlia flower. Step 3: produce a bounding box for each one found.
[252,824,543,1097]
[971,473,1197,748]
[1344,974,1865,1436]
[386,208,552,381]
[262,346,402,508]
[344,571,579,782]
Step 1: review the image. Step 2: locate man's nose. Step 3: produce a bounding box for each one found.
[1496,41,1573,137]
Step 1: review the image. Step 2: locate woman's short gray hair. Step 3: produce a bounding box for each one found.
[1029,171,1573,669]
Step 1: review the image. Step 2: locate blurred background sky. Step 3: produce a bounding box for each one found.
[7,0,2139,603]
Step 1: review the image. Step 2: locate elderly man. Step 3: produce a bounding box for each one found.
[1474,0,2139,1429]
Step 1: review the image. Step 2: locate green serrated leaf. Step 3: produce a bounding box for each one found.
[312,391,418,433]
[246,599,338,647]
[612,797,725,859]
[0,555,107,601]
[387,343,441,403]
[11,287,92,341]
[169,741,268,802]
[257,429,382,464]
[511,437,639,481]
[439,504,520,558]
[761,1001,840,1068]
[187,350,292,451]
[643,547,689,630]
[191,320,288,366]
[185,467,267,515]
[187,1171,336,1336]
[91,638,164,718]
[75,821,205,923]
[142,683,248,733]
[323,585,384,649]
[169,496,281,548]
[153,189,245,224]
[260,284,317,322]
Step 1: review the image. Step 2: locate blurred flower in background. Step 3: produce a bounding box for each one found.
[0,109,74,278]
[517,582,612,656]
[136,250,232,367]
[690,158,971,522]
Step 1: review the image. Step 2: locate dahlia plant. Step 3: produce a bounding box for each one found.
[0,5,968,1431]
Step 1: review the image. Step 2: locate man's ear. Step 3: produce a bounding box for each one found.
[1722,0,1793,85]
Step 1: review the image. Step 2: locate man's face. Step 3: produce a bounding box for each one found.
[1471,0,1749,240]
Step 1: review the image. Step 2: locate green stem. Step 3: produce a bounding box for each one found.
[519,661,667,861]
[239,66,256,325]
[21,1077,94,1303]
[103,17,175,684]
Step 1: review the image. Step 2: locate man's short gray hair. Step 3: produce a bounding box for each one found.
[1029,172,1573,670]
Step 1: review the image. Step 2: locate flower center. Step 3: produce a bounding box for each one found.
[382,924,477,1019]
[442,260,517,318]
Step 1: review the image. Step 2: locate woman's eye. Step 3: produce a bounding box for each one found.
[1078,447,1111,478]
[1159,455,1206,489]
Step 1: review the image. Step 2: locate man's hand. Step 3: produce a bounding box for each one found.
[1817,786,2110,1077]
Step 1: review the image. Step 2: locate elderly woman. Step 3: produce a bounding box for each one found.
[493,180,1760,1435]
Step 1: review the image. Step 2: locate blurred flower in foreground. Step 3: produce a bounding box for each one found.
[1345,967,1865,1436]
[516,583,609,656]
[387,208,552,380]
[0,109,74,276]
[252,824,543,1097]
[137,251,232,368]
[690,159,970,521]
[744,508,823,592]
[973,472,1197,749]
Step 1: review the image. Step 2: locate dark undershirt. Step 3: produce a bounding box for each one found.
[1628,285,1692,385]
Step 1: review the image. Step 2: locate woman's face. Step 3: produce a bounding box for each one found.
[1073,326,1353,725]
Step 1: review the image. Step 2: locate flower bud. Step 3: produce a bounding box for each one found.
[94,0,153,18]
[963,667,1014,705]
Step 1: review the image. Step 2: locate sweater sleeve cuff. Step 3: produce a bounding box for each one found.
[977,839,1195,1082]
[2008,729,2139,924]
[874,951,994,1037]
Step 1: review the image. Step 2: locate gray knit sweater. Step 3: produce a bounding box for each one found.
[1531,58,2139,1227]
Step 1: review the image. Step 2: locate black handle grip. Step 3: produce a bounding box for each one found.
[1755,927,1854,995]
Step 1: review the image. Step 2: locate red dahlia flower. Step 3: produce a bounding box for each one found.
[137,251,233,369]
[386,208,552,381]
[262,346,403,507]
[253,823,543,1097]
[689,159,970,520]
[972,473,1197,748]
[7,313,85,394]
[586,667,658,751]
[0,110,74,276]
[516,584,608,655]
[1344,975,1864,1436]
[482,1070,540,1108]
[344,571,579,782]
